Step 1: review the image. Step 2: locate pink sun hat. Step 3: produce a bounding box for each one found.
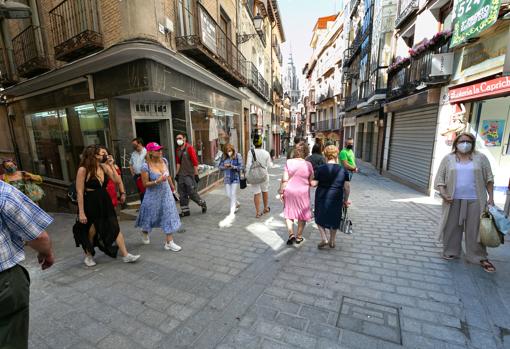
[146,142,164,152]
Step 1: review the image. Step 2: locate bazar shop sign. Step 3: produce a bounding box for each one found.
[449,76,510,103]
[450,0,501,47]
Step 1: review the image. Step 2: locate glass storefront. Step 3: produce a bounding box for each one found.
[190,103,240,177]
[470,95,510,187]
[24,101,110,182]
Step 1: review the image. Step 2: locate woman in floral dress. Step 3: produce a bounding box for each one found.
[135,142,182,251]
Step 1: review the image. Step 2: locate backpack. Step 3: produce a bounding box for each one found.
[246,149,268,184]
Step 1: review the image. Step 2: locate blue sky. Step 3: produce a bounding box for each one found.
[278,0,343,81]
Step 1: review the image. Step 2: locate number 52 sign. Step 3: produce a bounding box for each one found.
[450,0,501,47]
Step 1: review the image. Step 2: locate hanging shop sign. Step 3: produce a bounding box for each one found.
[199,6,217,54]
[431,53,454,76]
[450,0,501,47]
[448,76,510,103]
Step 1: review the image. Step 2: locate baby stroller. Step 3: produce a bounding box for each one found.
[340,205,353,234]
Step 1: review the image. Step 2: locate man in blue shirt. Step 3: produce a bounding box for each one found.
[0,181,55,349]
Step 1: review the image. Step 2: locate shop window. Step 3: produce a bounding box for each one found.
[190,104,241,177]
[25,101,110,182]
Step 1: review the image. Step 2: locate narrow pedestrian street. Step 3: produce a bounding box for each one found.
[24,159,510,349]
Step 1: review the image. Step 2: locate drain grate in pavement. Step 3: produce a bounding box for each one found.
[336,296,402,345]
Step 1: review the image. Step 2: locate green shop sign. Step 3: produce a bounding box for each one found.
[451,0,501,47]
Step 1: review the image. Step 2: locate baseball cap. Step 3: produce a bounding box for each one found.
[146,142,164,151]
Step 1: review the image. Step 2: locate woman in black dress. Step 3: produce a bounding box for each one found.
[312,145,351,249]
[76,145,140,267]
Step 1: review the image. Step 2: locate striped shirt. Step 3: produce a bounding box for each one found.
[0,181,53,272]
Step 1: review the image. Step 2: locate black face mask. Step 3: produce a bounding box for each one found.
[101,155,108,163]
[346,144,353,150]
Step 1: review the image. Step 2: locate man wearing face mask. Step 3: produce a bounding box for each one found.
[434,132,496,273]
[339,138,358,176]
[175,133,207,217]
[130,138,147,202]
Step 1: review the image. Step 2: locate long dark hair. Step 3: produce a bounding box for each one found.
[79,145,100,179]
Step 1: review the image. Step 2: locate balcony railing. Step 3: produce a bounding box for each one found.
[176,2,247,87]
[346,93,361,111]
[344,24,372,67]
[273,77,283,97]
[49,0,103,62]
[12,26,50,78]
[247,63,270,101]
[315,118,341,131]
[387,40,450,100]
[395,0,418,28]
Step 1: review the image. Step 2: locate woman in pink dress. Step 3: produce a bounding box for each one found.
[279,143,313,245]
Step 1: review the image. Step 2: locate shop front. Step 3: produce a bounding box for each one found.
[383,88,441,193]
[448,76,510,188]
[4,43,245,211]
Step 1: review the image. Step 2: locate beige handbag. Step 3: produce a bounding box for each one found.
[479,210,501,248]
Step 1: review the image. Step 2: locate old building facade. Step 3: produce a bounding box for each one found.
[0,0,284,211]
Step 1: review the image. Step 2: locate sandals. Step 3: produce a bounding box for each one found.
[255,213,263,218]
[442,255,456,260]
[480,260,496,273]
[317,241,329,249]
[286,236,296,245]
[295,237,304,244]
[263,207,271,215]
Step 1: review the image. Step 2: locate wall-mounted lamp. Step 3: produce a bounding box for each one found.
[237,13,264,44]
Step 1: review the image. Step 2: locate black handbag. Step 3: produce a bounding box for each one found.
[240,170,247,189]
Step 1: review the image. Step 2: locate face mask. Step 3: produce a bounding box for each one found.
[177,139,184,146]
[456,141,472,154]
[132,145,138,151]
[101,155,108,163]
[5,166,16,174]
[346,144,353,150]
[228,151,234,157]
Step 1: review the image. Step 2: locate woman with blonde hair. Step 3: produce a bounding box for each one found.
[75,145,140,267]
[219,143,244,216]
[312,145,351,249]
[136,142,182,251]
[279,142,314,245]
[434,132,495,272]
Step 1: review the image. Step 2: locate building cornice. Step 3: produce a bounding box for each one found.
[4,40,248,101]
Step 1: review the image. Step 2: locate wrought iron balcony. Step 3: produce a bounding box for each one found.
[315,118,341,131]
[176,2,247,87]
[49,0,103,62]
[345,93,362,111]
[273,77,283,97]
[395,0,418,28]
[12,26,50,78]
[387,38,451,100]
[344,25,372,67]
[247,63,270,101]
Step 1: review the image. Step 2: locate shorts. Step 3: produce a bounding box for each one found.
[251,180,269,194]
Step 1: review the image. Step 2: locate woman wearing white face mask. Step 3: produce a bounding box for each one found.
[434,133,495,272]
[218,144,244,216]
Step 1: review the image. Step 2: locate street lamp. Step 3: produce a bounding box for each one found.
[237,13,264,44]
[0,1,31,19]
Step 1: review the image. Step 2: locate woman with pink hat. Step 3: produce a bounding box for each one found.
[135,142,182,251]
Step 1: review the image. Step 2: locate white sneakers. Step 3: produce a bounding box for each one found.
[140,232,150,245]
[84,254,140,266]
[122,253,141,263]
[164,241,182,252]
[84,256,96,267]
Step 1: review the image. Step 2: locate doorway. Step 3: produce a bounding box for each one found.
[135,121,161,145]
[134,119,172,170]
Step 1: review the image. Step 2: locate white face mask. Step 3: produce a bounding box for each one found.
[176,139,184,146]
[456,141,472,154]
[228,151,234,157]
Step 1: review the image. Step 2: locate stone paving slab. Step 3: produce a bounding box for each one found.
[22,160,510,348]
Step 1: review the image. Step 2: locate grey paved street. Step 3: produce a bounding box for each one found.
[24,159,510,349]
